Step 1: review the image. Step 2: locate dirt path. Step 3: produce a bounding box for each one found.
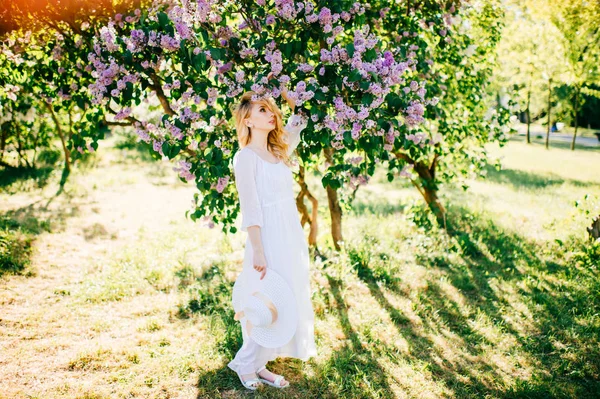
[0,147,211,398]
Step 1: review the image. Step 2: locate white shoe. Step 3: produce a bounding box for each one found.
[256,365,290,388]
[237,371,262,391]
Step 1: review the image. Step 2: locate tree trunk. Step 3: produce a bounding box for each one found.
[326,184,343,250]
[570,87,580,151]
[545,78,552,150]
[45,103,71,184]
[324,148,343,250]
[0,127,6,161]
[413,161,446,228]
[295,164,319,247]
[15,124,31,168]
[422,184,446,228]
[526,81,532,144]
[150,73,176,116]
[588,216,600,241]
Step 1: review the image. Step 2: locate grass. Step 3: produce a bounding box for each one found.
[0,134,599,398]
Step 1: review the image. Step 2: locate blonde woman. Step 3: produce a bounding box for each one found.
[227,89,317,390]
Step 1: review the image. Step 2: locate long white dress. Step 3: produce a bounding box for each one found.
[227,114,317,374]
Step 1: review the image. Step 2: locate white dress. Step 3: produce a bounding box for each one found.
[227,114,317,374]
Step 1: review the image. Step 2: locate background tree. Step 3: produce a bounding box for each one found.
[0,0,138,186]
[547,0,600,150]
[493,2,561,144]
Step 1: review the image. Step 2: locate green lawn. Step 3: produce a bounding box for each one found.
[0,135,598,398]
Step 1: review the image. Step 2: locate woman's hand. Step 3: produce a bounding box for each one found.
[280,86,295,113]
[253,250,268,280]
[268,72,295,112]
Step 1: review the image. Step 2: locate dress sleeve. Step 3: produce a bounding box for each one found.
[233,150,263,232]
[285,113,308,156]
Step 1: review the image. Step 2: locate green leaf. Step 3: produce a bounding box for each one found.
[209,48,222,60]
[161,141,170,156]
[348,69,362,82]
[281,42,293,59]
[169,144,180,159]
[124,50,133,65]
[158,12,170,28]
[123,82,134,102]
[193,52,207,72]
[346,43,355,58]
[200,30,209,45]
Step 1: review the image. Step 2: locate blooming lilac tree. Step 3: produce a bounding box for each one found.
[1,0,511,250]
[87,0,446,247]
[0,6,125,186]
[367,0,513,228]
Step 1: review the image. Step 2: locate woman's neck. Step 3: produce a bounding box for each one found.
[248,129,270,151]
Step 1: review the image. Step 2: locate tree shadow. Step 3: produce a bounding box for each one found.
[302,274,396,399]
[349,199,408,216]
[176,262,241,361]
[193,205,599,398]
[0,165,55,194]
[483,164,596,190]
[414,206,600,398]
[0,196,82,277]
[509,135,600,152]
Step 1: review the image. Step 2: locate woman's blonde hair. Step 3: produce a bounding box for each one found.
[233,91,292,167]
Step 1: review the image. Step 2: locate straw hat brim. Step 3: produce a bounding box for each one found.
[232,269,298,348]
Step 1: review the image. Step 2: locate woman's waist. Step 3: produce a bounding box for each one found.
[261,196,295,207]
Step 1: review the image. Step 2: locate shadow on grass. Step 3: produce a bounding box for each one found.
[0,197,82,277]
[0,210,50,277]
[194,271,398,399]
[0,165,55,194]
[509,135,600,152]
[483,164,597,190]
[349,200,408,216]
[192,206,599,398]
[113,134,157,164]
[176,262,240,360]
[417,206,599,398]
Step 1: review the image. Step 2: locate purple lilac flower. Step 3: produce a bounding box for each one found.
[216,176,229,193]
[399,164,413,178]
[114,107,131,120]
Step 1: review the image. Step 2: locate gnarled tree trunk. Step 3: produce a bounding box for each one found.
[413,161,446,229]
[324,148,343,250]
[394,151,446,228]
[588,216,600,241]
[295,164,319,247]
[45,103,70,186]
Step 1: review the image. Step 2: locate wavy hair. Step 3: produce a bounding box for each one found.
[233,91,292,167]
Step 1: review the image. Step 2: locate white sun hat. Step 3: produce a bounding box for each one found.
[232,268,298,348]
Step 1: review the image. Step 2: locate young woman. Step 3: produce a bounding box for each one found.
[227,89,317,389]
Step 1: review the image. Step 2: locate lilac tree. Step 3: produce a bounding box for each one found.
[88,0,436,249]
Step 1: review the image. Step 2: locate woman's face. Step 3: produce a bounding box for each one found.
[245,102,276,132]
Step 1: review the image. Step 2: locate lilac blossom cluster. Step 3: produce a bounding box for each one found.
[173,160,195,181]
[86,0,444,217]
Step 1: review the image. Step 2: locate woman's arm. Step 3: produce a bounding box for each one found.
[233,150,267,279]
[268,72,296,113]
[280,86,296,113]
[247,226,267,280]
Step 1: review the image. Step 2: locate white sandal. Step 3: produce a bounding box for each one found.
[237,372,262,391]
[256,365,290,388]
